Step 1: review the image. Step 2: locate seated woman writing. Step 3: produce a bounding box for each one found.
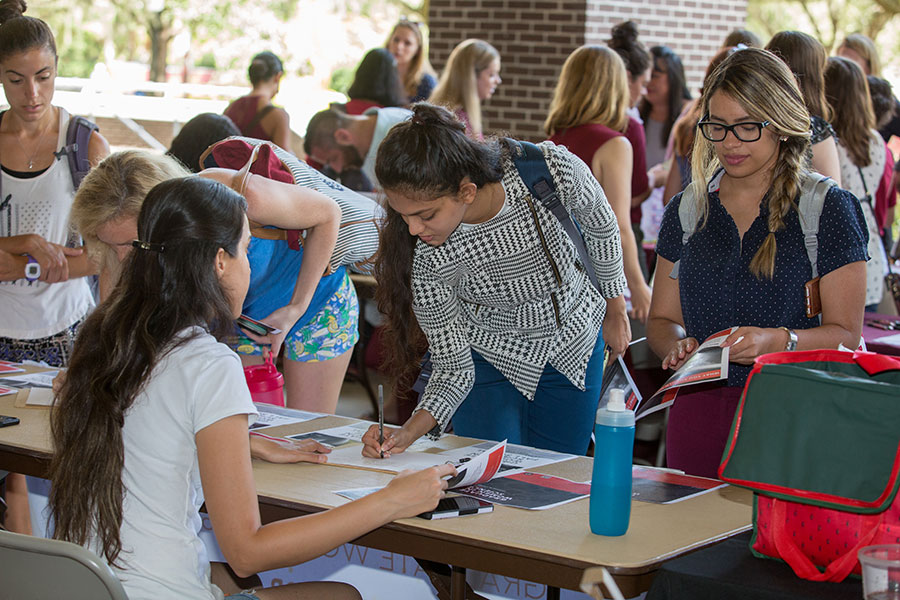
[49,176,454,600]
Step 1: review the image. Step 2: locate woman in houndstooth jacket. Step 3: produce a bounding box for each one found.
[361,103,629,457]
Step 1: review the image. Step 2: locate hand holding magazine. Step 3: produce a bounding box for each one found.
[600,328,736,420]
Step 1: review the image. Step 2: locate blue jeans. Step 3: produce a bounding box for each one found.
[451,332,605,455]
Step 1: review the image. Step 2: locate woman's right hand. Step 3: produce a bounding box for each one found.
[378,463,457,520]
[23,234,81,283]
[662,337,698,370]
[361,424,420,458]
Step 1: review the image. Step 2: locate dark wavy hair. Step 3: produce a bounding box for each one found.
[373,102,502,380]
[348,47,407,108]
[248,50,283,86]
[0,0,56,62]
[167,112,240,173]
[825,56,876,168]
[49,177,247,566]
[638,45,692,147]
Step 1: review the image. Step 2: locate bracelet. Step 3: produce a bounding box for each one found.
[780,327,798,351]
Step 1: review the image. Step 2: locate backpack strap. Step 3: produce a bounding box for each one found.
[503,138,600,291]
[796,171,834,280]
[59,116,99,190]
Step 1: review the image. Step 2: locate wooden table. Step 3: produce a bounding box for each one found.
[0,393,752,599]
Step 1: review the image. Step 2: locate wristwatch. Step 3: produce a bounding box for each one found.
[24,254,40,282]
[781,327,798,351]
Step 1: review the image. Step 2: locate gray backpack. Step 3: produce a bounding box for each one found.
[670,169,835,283]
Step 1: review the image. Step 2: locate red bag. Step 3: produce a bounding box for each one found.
[719,349,900,582]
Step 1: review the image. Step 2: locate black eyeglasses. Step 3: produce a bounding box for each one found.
[698,119,771,142]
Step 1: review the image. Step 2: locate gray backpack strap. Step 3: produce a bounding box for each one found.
[796,172,835,280]
[670,182,701,280]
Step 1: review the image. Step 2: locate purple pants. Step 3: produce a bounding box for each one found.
[666,384,743,479]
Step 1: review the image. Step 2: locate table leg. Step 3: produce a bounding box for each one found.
[451,565,466,600]
[414,558,489,600]
[546,586,561,600]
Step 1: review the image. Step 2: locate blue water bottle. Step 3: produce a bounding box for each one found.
[590,388,635,536]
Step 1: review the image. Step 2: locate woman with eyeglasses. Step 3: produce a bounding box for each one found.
[647,48,867,478]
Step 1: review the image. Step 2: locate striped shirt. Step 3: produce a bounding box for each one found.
[412,141,626,434]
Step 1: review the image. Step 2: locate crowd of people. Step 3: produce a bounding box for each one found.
[1,0,898,595]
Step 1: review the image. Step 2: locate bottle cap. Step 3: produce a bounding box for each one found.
[608,389,626,412]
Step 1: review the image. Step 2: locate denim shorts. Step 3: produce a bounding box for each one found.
[225,592,260,600]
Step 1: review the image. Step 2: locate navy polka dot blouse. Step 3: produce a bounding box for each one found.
[657,184,868,386]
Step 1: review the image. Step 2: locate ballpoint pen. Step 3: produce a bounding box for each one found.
[378,384,384,459]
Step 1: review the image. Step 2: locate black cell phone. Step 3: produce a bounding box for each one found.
[417,496,494,520]
[236,314,282,336]
[0,415,20,427]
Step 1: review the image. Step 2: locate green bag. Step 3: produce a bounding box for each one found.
[719,349,900,582]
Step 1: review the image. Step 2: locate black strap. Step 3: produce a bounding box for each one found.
[242,104,275,137]
[857,165,872,204]
[60,116,99,190]
[503,138,600,291]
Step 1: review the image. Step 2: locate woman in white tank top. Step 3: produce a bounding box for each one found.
[0,1,109,367]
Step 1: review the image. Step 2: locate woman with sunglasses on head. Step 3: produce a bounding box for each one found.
[386,19,437,104]
[647,48,867,478]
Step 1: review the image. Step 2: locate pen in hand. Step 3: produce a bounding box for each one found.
[378,384,384,459]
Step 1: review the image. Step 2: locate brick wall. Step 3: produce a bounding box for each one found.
[429,0,747,141]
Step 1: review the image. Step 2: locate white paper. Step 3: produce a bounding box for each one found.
[872,332,900,346]
[249,405,323,430]
[323,444,453,473]
[309,422,438,451]
[334,486,382,501]
[440,441,575,477]
[0,370,59,388]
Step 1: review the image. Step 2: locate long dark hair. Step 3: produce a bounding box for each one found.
[48,177,247,566]
[348,47,407,108]
[0,0,56,62]
[373,103,502,380]
[639,45,691,147]
[765,31,832,122]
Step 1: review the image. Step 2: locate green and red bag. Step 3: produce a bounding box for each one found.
[718,349,900,582]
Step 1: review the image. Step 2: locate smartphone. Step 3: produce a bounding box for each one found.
[417,496,493,520]
[236,314,282,336]
[0,415,20,428]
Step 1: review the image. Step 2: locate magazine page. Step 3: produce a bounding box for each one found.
[597,353,643,413]
[634,326,736,420]
[631,466,728,504]
[453,472,590,510]
[438,440,576,477]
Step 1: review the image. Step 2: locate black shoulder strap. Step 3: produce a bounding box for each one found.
[59,116,99,190]
[242,104,275,137]
[503,138,600,291]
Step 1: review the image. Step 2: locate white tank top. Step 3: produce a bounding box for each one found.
[0,107,94,339]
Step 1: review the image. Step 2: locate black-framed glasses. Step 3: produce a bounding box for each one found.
[698,119,771,142]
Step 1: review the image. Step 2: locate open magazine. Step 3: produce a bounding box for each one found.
[600,328,735,420]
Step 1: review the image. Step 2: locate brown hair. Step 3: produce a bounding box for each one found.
[672,47,731,158]
[689,48,811,279]
[606,21,650,79]
[838,33,881,77]
[765,31,833,122]
[544,45,629,136]
[0,0,56,62]
[825,56,876,168]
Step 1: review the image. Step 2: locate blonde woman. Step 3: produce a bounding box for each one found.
[71,151,190,299]
[546,45,652,322]
[430,39,501,139]
[385,19,437,104]
[648,48,867,477]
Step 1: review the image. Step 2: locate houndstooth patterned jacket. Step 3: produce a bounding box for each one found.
[412,141,626,434]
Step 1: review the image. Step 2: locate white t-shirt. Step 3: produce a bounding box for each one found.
[95,328,258,600]
[362,106,412,188]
